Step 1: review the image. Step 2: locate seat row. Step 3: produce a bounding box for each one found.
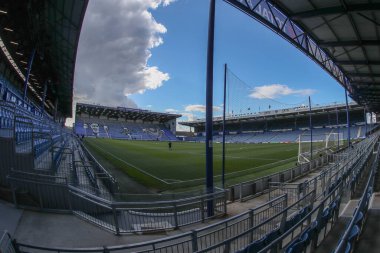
[284,197,341,253]
[339,186,373,253]
[236,205,313,253]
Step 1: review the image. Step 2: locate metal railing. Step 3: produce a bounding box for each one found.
[7,135,377,253]
[333,141,380,253]
[76,138,118,194]
[0,232,16,253]
[230,151,333,202]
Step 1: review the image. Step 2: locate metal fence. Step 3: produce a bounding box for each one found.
[229,153,331,202]
[7,169,227,234]
[252,137,379,253]
[333,141,380,253]
[267,138,375,208]
[0,232,16,253]
[8,135,377,253]
[78,140,118,194]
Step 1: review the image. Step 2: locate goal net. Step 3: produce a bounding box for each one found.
[298,131,343,164]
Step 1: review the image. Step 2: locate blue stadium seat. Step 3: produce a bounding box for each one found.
[348,225,360,243]
[344,242,351,253]
[266,229,281,243]
[247,236,267,253]
[300,227,311,245]
[285,239,304,253]
[354,211,364,228]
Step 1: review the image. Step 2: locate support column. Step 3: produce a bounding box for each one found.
[336,107,340,148]
[222,63,227,189]
[23,48,36,101]
[309,96,313,161]
[345,90,351,147]
[205,0,216,217]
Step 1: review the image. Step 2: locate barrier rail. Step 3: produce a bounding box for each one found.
[0,232,16,253]
[333,141,380,253]
[237,136,378,253]
[231,153,331,202]
[77,138,118,194]
[7,135,377,252]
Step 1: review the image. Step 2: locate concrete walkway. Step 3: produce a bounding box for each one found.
[0,200,23,236]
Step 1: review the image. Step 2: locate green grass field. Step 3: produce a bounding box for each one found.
[84,138,299,192]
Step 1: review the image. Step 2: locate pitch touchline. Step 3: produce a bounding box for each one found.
[168,156,298,184]
[172,150,280,161]
[88,141,296,185]
[89,143,170,184]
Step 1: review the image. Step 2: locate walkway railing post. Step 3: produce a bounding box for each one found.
[191,230,198,252]
[112,205,120,235]
[249,209,254,242]
[173,201,179,229]
[200,196,205,222]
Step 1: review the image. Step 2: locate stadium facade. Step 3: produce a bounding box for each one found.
[180,102,377,144]
[74,103,180,141]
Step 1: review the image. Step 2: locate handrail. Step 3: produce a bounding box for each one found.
[198,191,315,252]
[257,135,378,253]
[258,177,343,253]
[194,193,287,233]
[333,140,380,253]
[68,184,227,206]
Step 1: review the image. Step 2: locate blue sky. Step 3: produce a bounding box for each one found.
[69,0,351,127]
[127,0,348,122]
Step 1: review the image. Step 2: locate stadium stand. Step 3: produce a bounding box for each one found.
[182,103,377,144]
[2,1,380,253]
[74,103,180,141]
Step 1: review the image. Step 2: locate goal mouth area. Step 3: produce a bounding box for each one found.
[298,132,344,164]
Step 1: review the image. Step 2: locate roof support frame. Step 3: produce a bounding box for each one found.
[224,0,354,92]
[319,39,380,47]
[289,3,380,19]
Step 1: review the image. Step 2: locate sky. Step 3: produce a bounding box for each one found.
[65,0,350,129]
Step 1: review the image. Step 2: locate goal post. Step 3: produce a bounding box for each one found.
[298,131,343,164]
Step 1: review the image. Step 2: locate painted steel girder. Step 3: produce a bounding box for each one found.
[224,0,354,95]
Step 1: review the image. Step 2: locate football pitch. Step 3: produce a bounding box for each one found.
[84,138,299,192]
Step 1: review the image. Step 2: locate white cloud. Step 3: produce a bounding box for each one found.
[163,0,177,6]
[165,108,178,113]
[74,0,175,107]
[249,84,316,99]
[185,104,222,113]
[146,105,153,108]
[181,112,196,121]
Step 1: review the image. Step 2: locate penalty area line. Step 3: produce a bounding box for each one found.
[89,142,170,185]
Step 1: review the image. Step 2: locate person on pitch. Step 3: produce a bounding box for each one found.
[168,141,172,150]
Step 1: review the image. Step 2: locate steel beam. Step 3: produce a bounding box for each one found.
[23,48,36,100]
[205,0,215,217]
[222,63,227,189]
[337,60,380,65]
[345,90,351,147]
[290,3,380,20]
[319,40,380,47]
[348,73,380,78]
